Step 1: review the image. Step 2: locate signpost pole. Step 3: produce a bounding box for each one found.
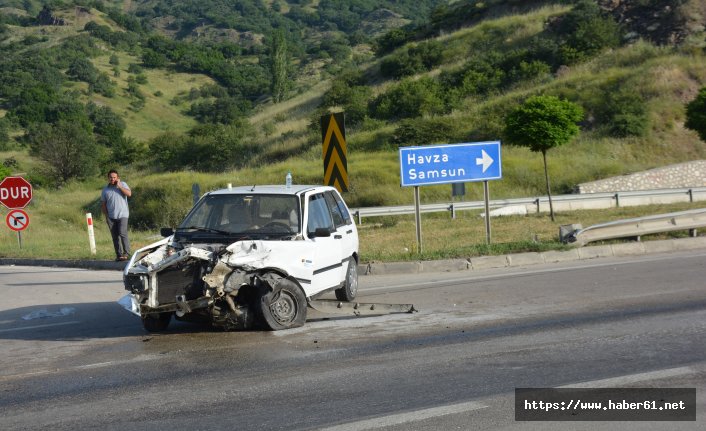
[414,186,423,253]
[483,180,491,245]
[17,231,22,249]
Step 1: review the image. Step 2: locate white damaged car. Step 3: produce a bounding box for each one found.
[121,185,359,332]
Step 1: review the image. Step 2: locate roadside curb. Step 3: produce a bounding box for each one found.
[2,237,705,275]
[360,236,706,276]
[0,258,126,271]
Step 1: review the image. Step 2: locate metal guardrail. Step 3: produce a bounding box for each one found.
[350,187,706,223]
[570,208,706,246]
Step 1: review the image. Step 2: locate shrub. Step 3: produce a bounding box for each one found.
[321,76,372,126]
[129,181,193,229]
[374,28,410,56]
[379,40,444,79]
[110,136,147,166]
[685,87,706,142]
[392,117,459,147]
[596,87,649,137]
[0,164,10,181]
[371,77,447,120]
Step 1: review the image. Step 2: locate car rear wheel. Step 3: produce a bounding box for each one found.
[258,278,307,330]
[335,258,358,302]
[142,312,172,332]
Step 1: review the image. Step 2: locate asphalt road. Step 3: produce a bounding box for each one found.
[0,250,704,430]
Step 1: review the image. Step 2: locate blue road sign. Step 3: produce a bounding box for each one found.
[399,141,502,187]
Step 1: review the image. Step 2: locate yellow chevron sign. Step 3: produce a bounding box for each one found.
[321,112,349,192]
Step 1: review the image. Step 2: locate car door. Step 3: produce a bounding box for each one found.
[306,192,343,294]
[324,190,357,267]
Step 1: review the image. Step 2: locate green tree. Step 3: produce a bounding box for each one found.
[685,87,706,142]
[67,57,98,83]
[0,117,9,150]
[268,29,290,103]
[504,95,583,221]
[27,121,103,184]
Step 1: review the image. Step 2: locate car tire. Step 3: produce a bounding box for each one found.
[258,278,307,330]
[142,312,172,332]
[335,258,358,302]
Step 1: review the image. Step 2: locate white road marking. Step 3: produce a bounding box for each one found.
[360,252,706,293]
[558,366,696,388]
[0,353,163,381]
[0,321,80,333]
[318,401,488,431]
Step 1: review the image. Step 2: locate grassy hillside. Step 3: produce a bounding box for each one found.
[1,1,706,261]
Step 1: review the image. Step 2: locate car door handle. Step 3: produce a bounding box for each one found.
[334,234,342,239]
[346,230,353,234]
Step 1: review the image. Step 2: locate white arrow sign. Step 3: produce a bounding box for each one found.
[476,149,494,173]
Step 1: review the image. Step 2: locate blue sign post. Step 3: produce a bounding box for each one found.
[399,141,501,186]
[398,141,502,250]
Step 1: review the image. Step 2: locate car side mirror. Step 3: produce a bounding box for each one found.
[160,227,174,237]
[313,227,331,237]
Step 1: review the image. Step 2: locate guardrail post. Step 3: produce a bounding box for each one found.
[450,203,456,219]
[688,189,693,203]
[535,198,540,213]
[356,210,361,225]
[614,193,620,208]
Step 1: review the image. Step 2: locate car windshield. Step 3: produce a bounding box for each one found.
[178,194,300,238]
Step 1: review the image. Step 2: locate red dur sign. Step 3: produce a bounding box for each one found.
[0,176,33,209]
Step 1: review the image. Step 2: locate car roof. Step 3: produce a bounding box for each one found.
[207,185,334,196]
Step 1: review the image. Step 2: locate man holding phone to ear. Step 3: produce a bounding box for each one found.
[101,169,132,261]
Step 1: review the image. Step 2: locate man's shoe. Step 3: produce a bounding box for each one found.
[118,255,129,261]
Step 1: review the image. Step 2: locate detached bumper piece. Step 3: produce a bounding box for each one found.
[308,300,417,316]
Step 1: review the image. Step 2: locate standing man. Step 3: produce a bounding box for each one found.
[101,169,132,261]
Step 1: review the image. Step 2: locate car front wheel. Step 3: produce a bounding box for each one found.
[258,277,307,330]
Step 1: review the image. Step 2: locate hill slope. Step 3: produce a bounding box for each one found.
[0,0,705,229]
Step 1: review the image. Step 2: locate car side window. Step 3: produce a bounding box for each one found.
[324,191,346,228]
[307,193,334,236]
[329,191,352,226]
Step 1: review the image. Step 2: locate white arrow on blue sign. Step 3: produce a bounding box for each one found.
[399,141,502,187]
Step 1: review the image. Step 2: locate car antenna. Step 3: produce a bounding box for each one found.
[250,184,256,191]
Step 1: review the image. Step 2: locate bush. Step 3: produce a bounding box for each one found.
[374,28,410,56]
[685,87,706,142]
[129,181,193,229]
[110,136,147,166]
[321,76,372,126]
[371,77,447,120]
[188,96,251,124]
[550,0,622,64]
[67,57,98,83]
[149,132,188,171]
[379,40,444,79]
[0,164,10,181]
[439,56,504,98]
[87,103,126,145]
[149,123,257,172]
[595,87,649,137]
[392,117,459,147]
